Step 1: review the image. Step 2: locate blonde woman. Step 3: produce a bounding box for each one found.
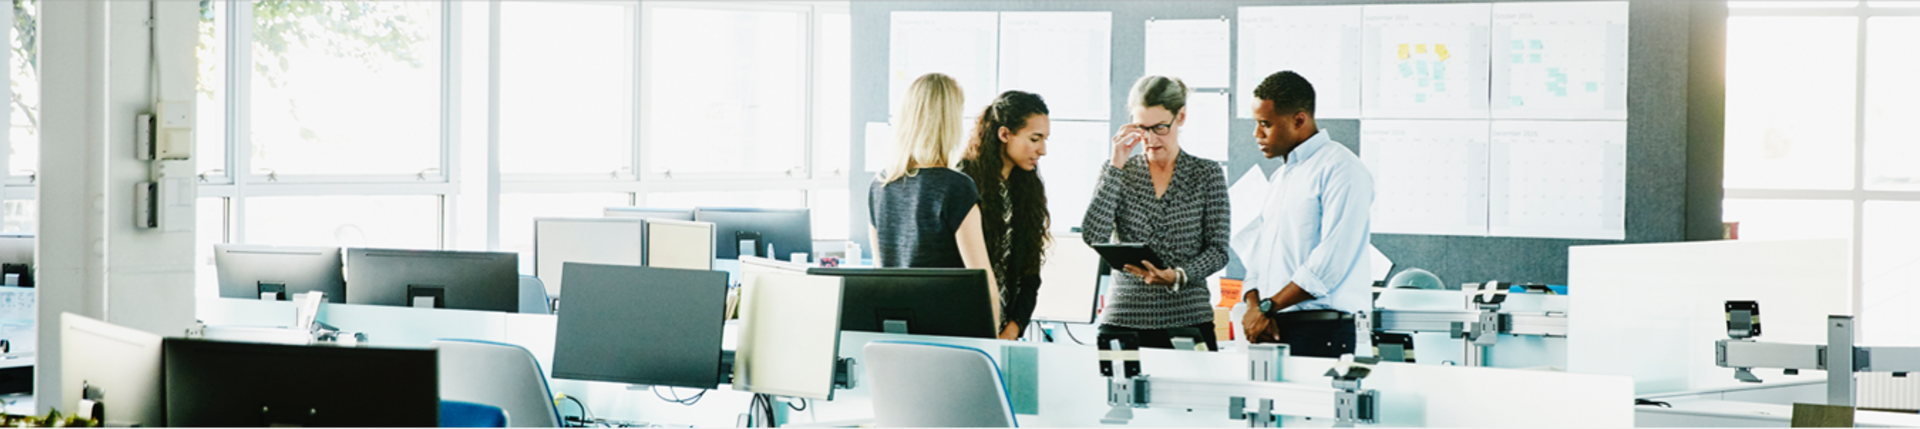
[1082,75,1230,351]
[869,73,1002,334]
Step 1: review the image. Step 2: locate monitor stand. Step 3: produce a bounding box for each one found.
[257,282,287,301]
[882,320,909,334]
[407,285,445,309]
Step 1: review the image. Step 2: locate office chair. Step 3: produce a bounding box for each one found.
[518,276,552,315]
[441,401,508,428]
[432,340,562,427]
[865,341,1018,428]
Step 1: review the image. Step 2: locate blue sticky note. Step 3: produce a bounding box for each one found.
[1586,82,1600,92]
[1512,54,1525,64]
[1530,53,1543,64]
[1548,67,1561,75]
[1512,40,1525,50]
[1435,81,1448,92]
[1434,69,1446,81]
[1417,61,1430,77]
[1418,77,1430,87]
[1554,89,1568,97]
[1530,39,1544,49]
[1510,96,1524,106]
[1416,93,1428,103]
[1399,62,1414,77]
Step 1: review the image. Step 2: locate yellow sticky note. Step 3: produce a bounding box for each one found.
[1416,44,1428,54]
[1396,44,1410,60]
[1437,44,1451,61]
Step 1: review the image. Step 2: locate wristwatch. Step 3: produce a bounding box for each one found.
[1257,296,1281,316]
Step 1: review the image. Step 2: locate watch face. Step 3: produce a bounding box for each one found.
[1258,299,1273,313]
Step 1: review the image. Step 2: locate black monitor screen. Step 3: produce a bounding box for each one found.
[552,263,730,388]
[215,244,345,303]
[805,267,994,339]
[694,208,811,261]
[344,248,519,313]
[163,338,439,427]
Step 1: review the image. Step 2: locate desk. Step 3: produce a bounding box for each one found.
[199,297,1632,427]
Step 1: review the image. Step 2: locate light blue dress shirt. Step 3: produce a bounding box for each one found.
[1231,129,1375,314]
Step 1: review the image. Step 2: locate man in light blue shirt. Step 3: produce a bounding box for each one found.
[1232,71,1374,358]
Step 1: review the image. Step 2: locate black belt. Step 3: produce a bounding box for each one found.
[1271,309,1354,323]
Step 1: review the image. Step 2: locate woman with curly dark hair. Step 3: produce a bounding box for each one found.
[958,91,1052,340]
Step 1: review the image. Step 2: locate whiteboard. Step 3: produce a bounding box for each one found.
[1144,18,1231,89]
[1361,120,1491,237]
[999,12,1112,121]
[889,11,998,118]
[1489,120,1627,240]
[1178,90,1231,162]
[534,218,645,297]
[1237,5,1363,119]
[1491,2,1630,120]
[1360,3,1492,119]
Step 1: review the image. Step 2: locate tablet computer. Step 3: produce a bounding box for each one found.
[1089,243,1166,272]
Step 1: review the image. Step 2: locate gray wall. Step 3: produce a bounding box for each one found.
[850,0,1726,286]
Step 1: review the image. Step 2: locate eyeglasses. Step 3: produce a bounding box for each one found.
[1135,122,1173,136]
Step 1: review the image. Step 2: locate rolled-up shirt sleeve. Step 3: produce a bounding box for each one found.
[1291,163,1373,298]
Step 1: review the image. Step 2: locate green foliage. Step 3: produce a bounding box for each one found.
[246,0,432,88]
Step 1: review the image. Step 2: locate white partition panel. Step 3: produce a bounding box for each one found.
[1568,239,1851,395]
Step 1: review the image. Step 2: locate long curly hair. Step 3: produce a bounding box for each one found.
[958,91,1051,281]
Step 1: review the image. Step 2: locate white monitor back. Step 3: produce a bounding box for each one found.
[534,218,645,297]
[739,255,810,277]
[645,219,715,271]
[60,313,163,428]
[732,272,843,400]
[1033,233,1102,324]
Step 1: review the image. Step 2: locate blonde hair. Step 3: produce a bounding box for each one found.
[883,73,966,184]
[1127,75,1189,115]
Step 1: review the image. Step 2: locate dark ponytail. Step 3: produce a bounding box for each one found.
[959,91,1052,280]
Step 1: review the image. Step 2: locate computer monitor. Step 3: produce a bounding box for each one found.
[552,263,730,389]
[1032,233,1105,324]
[732,272,843,400]
[163,338,439,427]
[214,244,346,303]
[645,219,716,271]
[534,217,645,297]
[0,234,34,286]
[805,268,995,339]
[344,248,519,313]
[693,207,812,261]
[61,313,164,428]
[603,206,696,221]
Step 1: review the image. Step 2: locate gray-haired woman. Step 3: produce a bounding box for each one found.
[1081,75,1230,351]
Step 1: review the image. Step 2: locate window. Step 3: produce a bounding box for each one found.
[8,0,36,182]
[1862,201,1920,345]
[194,2,854,289]
[1723,17,1856,190]
[498,1,634,177]
[243,195,440,249]
[1725,3,1920,345]
[645,6,808,177]
[814,11,851,178]
[1863,17,1920,191]
[196,0,227,181]
[247,1,442,178]
[1720,199,1852,241]
[196,198,227,300]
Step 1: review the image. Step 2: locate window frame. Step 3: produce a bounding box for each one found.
[1725,1,1920,340]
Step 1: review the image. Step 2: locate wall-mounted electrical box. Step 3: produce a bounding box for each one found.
[136,101,193,161]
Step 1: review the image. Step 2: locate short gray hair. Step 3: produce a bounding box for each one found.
[1127,75,1189,115]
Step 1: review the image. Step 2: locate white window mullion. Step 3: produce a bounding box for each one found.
[230,0,254,244]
